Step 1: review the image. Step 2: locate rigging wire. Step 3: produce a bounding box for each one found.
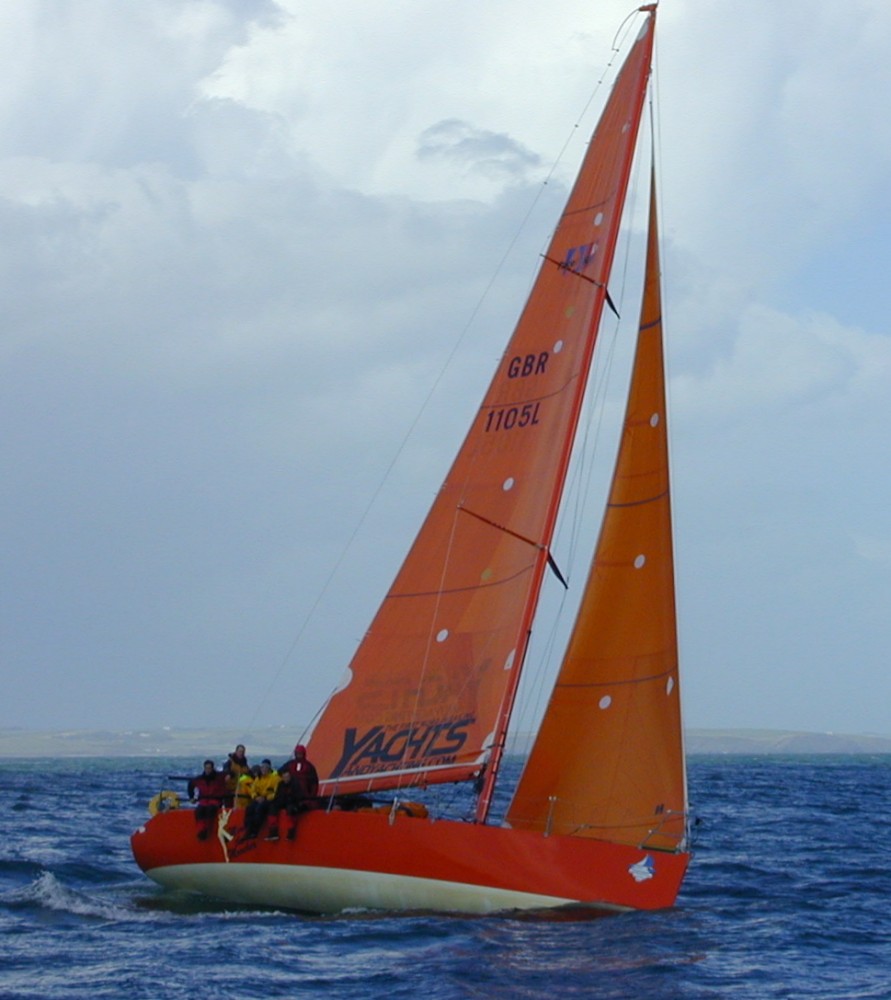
[649,27,692,821]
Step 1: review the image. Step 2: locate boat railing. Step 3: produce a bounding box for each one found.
[534,795,689,851]
[638,809,689,852]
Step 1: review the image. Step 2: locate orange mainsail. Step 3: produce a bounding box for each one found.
[506,170,687,850]
[307,13,657,808]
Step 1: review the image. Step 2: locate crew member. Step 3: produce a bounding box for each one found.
[187,760,228,841]
[223,744,250,806]
[275,745,319,840]
[234,766,258,810]
[244,759,281,839]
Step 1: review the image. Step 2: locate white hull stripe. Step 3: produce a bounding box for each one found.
[146,862,628,915]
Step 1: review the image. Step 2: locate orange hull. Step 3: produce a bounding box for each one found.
[132,808,688,915]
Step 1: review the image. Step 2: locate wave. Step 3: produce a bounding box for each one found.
[3,870,158,923]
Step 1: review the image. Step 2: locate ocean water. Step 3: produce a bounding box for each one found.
[1,755,889,999]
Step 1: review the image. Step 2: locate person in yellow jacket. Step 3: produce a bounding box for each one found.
[243,760,281,838]
[234,766,258,810]
[223,744,250,806]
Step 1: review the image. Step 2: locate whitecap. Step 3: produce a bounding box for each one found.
[8,871,157,923]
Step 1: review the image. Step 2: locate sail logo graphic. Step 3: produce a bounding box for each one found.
[628,854,655,882]
[561,242,598,274]
[331,717,474,778]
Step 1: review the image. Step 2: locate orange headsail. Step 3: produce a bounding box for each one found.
[307,13,657,805]
[506,169,687,850]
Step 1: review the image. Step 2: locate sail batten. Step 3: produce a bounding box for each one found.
[556,670,676,690]
[607,490,669,509]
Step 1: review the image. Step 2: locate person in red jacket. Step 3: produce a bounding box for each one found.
[187,760,228,840]
[280,745,319,797]
[272,745,319,840]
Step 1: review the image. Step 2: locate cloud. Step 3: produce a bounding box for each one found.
[672,304,886,419]
[852,535,891,564]
[417,119,541,181]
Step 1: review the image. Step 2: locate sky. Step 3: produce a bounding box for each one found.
[2,0,890,737]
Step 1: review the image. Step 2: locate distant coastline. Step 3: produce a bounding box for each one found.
[1,726,891,758]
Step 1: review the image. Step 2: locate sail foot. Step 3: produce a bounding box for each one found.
[510,794,687,851]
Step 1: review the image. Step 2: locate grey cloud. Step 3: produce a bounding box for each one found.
[417,119,541,180]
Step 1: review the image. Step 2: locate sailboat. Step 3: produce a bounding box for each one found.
[132,4,690,914]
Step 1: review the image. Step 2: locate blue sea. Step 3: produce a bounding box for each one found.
[1,755,889,999]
